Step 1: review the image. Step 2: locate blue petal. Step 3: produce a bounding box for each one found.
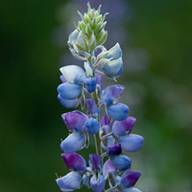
[107,43,122,60]
[56,171,81,191]
[107,103,129,121]
[90,175,106,192]
[84,77,97,93]
[123,187,142,192]
[119,134,144,152]
[58,95,79,109]
[61,152,86,171]
[111,155,132,171]
[85,118,100,135]
[60,65,85,84]
[61,111,88,131]
[101,84,124,106]
[60,132,85,153]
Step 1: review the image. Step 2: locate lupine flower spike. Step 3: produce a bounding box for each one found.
[56,3,144,192]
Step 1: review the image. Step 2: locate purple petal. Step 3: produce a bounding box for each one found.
[60,132,85,153]
[121,170,141,188]
[107,144,122,156]
[56,171,81,191]
[101,85,124,105]
[103,159,116,178]
[101,115,110,126]
[90,175,105,192]
[95,73,103,89]
[119,134,144,152]
[61,152,86,171]
[112,116,136,136]
[61,111,88,131]
[108,103,129,121]
[85,98,99,115]
[111,155,132,171]
[89,154,102,171]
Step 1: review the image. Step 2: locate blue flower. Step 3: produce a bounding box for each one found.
[57,82,82,100]
[98,43,123,78]
[107,103,129,121]
[61,152,86,172]
[89,154,102,171]
[85,118,100,135]
[56,171,81,191]
[60,132,85,153]
[84,77,97,93]
[57,95,79,109]
[119,134,144,152]
[85,98,99,116]
[103,159,116,178]
[111,155,132,171]
[90,175,106,192]
[107,144,122,156]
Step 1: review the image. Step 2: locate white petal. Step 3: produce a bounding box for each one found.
[60,65,85,83]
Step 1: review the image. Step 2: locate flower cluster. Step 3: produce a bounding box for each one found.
[56,3,143,192]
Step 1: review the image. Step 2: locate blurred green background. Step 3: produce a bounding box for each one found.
[0,0,192,191]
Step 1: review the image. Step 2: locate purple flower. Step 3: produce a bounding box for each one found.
[101,115,110,126]
[85,118,100,135]
[61,111,88,131]
[101,84,124,106]
[60,132,85,153]
[120,170,141,188]
[61,152,86,171]
[107,103,129,121]
[107,144,122,156]
[89,154,102,171]
[119,134,144,152]
[111,155,132,171]
[90,175,105,192]
[103,159,116,178]
[56,171,81,191]
[85,98,99,115]
[112,116,136,136]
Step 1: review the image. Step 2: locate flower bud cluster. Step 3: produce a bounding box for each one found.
[56,3,143,192]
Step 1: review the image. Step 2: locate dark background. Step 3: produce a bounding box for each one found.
[0,0,192,191]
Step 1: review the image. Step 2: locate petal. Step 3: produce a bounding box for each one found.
[85,118,100,135]
[101,84,124,105]
[60,65,85,83]
[85,98,99,115]
[107,43,122,60]
[68,29,79,45]
[120,134,144,152]
[101,57,123,78]
[95,73,103,88]
[60,132,85,153]
[82,174,90,188]
[121,170,141,188]
[84,77,97,93]
[58,95,79,109]
[56,171,81,191]
[61,111,88,131]
[101,115,110,126]
[103,159,116,178]
[112,116,136,136]
[107,144,122,156]
[61,152,86,171]
[90,175,105,192]
[123,187,142,192]
[57,82,82,99]
[111,155,132,171]
[89,154,102,171]
[107,103,129,121]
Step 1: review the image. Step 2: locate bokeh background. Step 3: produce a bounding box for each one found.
[0,0,192,191]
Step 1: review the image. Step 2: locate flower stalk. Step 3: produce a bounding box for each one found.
[56,3,144,192]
